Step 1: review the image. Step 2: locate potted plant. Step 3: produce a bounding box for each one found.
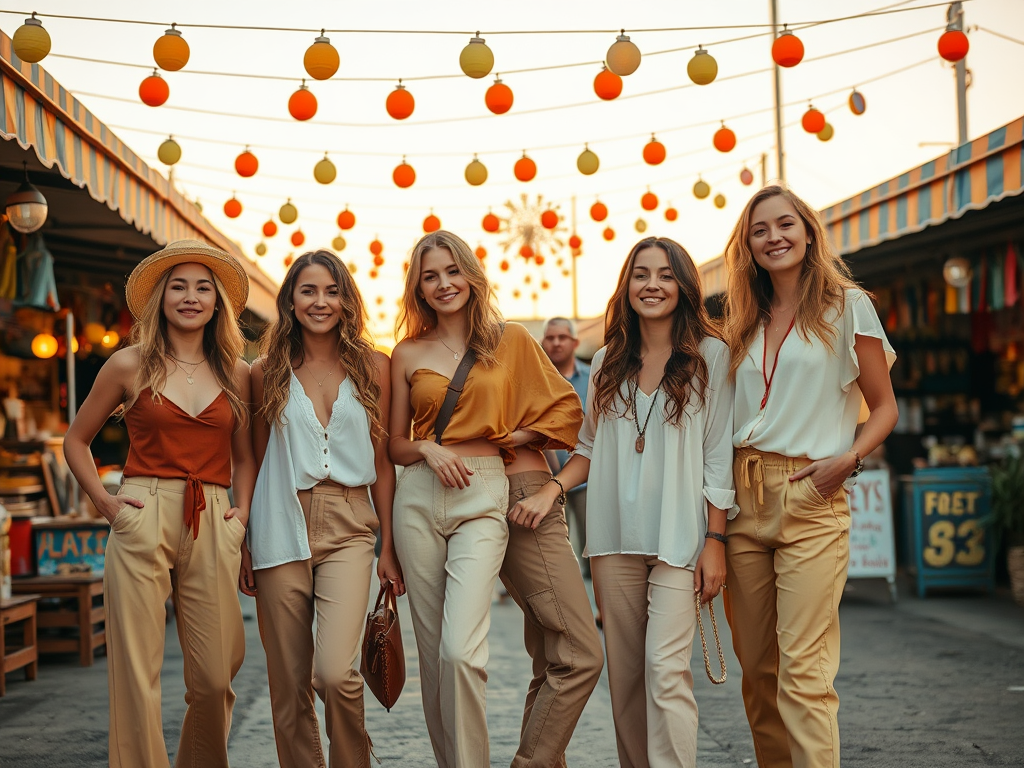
[988,450,1024,606]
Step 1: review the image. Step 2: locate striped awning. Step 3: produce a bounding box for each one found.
[822,116,1024,257]
[0,30,277,320]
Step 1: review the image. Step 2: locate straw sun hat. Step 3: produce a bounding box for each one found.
[126,239,249,319]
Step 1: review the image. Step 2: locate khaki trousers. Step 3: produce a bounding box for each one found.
[724,448,851,768]
[499,471,603,768]
[254,482,377,768]
[565,487,589,578]
[104,477,246,768]
[393,457,509,768]
[592,554,698,768]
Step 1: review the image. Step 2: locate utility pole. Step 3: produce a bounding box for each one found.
[760,152,769,187]
[570,195,579,319]
[770,0,785,181]
[947,2,969,146]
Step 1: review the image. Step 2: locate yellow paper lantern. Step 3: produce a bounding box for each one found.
[153,25,190,71]
[459,35,494,79]
[157,136,181,166]
[304,32,340,80]
[817,123,835,142]
[465,156,488,186]
[101,330,120,349]
[314,154,337,184]
[13,14,51,64]
[255,242,267,256]
[279,200,298,225]
[635,218,647,233]
[693,178,711,199]
[332,235,347,251]
[31,333,58,359]
[606,31,641,76]
[687,46,717,85]
[577,146,600,175]
[84,322,106,345]
[714,193,727,209]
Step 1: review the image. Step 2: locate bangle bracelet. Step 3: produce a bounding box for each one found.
[705,531,728,544]
[548,477,567,506]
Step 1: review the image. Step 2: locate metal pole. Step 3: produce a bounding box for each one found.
[65,313,78,513]
[760,152,769,187]
[571,195,579,320]
[770,0,785,181]
[947,2,968,145]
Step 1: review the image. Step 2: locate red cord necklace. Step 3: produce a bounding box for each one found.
[760,316,796,410]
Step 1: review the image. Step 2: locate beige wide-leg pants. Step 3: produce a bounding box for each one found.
[724,447,851,768]
[393,457,509,768]
[592,554,698,768]
[254,482,377,768]
[104,477,246,768]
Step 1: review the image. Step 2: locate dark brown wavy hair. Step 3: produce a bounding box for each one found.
[258,250,384,436]
[593,237,719,425]
[723,185,859,378]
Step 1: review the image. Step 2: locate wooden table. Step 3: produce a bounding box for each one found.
[1,594,40,696]
[12,574,105,666]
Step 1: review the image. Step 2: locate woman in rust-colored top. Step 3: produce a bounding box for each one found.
[64,240,256,768]
[389,230,601,768]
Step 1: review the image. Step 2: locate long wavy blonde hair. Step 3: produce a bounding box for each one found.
[723,185,859,378]
[258,250,384,437]
[127,266,247,425]
[395,230,504,365]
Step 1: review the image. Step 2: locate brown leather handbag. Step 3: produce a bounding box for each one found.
[360,581,406,711]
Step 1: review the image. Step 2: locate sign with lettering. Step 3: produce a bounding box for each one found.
[34,524,108,576]
[847,469,896,582]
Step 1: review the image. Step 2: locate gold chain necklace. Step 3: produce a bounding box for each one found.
[305,361,338,387]
[167,356,204,385]
[434,332,465,361]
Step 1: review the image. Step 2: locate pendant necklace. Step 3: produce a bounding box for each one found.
[167,353,205,385]
[308,361,338,387]
[630,375,665,453]
[435,332,465,360]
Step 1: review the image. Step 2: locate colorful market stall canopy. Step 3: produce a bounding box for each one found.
[0,30,277,320]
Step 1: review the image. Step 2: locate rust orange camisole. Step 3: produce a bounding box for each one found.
[123,387,233,539]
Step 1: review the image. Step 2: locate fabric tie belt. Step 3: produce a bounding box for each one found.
[739,451,766,517]
[183,474,206,540]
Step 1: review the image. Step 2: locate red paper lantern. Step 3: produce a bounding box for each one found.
[514,153,537,182]
[386,83,415,120]
[590,201,608,222]
[603,227,615,241]
[393,160,416,188]
[641,191,658,211]
[801,106,825,134]
[291,230,305,247]
[519,244,534,260]
[568,234,582,249]
[337,208,356,230]
[535,254,545,266]
[373,254,385,267]
[288,83,318,121]
[643,137,666,165]
[139,72,169,107]
[262,220,277,237]
[593,66,623,100]
[423,213,441,233]
[500,259,510,272]
[740,168,755,186]
[235,149,258,178]
[475,245,487,260]
[665,207,678,222]
[485,77,514,115]
[541,209,558,229]
[482,212,500,232]
[223,196,242,218]
[771,29,804,67]
[713,124,736,153]
[937,29,969,62]
[370,239,384,256]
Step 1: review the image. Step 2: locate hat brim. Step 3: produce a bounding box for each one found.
[126,240,249,320]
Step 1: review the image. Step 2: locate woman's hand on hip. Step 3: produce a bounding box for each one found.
[694,542,726,605]
[789,452,857,500]
[238,541,257,597]
[377,545,406,597]
[419,441,474,488]
[100,492,144,525]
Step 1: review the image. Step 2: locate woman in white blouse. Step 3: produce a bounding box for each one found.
[722,186,898,768]
[240,250,404,768]
[511,237,735,768]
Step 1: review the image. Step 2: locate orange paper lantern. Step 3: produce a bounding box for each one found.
[519,244,534,260]
[370,239,384,256]
[536,255,546,267]
[568,234,582,249]
[423,213,441,233]
[373,254,385,267]
[541,209,558,229]
[643,136,666,165]
[284,255,294,268]
[641,191,658,211]
[500,259,510,272]
[938,29,969,62]
[223,196,242,219]
[665,207,678,221]
[485,77,514,115]
[590,201,608,222]
[713,124,736,153]
[153,25,189,71]
[475,245,487,260]
[337,208,356,230]
[262,220,277,237]
[514,153,537,182]
[139,71,169,107]
[801,106,825,134]
[235,148,258,178]
[772,29,804,67]
[393,160,416,188]
[482,212,500,232]
[291,230,305,247]
[386,83,415,120]
[369,269,379,279]
[603,227,615,241]
[593,66,623,100]
[289,83,318,121]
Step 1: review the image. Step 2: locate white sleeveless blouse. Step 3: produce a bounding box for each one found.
[248,373,376,570]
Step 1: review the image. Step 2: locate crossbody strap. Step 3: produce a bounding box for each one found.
[433,348,478,444]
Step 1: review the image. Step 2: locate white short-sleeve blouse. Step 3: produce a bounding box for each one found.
[733,288,896,460]
[575,336,736,569]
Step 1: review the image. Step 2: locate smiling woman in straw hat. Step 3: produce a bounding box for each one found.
[64,239,257,768]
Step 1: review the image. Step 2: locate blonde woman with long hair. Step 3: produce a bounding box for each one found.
[722,186,898,768]
[240,250,401,768]
[64,240,256,768]
[389,231,583,768]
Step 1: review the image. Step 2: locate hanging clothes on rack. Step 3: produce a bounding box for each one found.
[14,232,59,312]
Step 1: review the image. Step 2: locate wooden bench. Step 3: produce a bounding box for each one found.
[12,574,105,667]
[1,594,40,696]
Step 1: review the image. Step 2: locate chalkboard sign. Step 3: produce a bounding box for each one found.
[847,469,897,600]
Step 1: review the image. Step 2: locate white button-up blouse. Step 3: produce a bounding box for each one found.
[575,336,737,569]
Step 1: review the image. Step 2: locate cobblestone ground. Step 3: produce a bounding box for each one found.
[2,574,1023,767]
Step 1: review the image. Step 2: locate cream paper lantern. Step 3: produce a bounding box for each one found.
[157,136,181,165]
[459,35,494,79]
[606,31,640,76]
[332,235,347,252]
[577,146,600,175]
[687,46,717,85]
[314,154,337,184]
[465,156,488,186]
[13,14,51,64]
[279,199,298,224]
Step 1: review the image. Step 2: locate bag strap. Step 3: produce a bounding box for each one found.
[433,349,478,444]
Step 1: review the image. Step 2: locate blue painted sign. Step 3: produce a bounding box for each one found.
[34,524,108,576]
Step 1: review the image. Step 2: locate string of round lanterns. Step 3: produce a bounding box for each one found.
[640,191,659,211]
[485,76,514,115]
[475,245,487,260]
[714,193,727,209]
[153,24,189,71]
[593,66,623,100]
[255,242,267,256]
[139,70,169,107]
[235,147,258,178]
[157,136,181,165]
[590,201,608,222]
[262,220,277,237]
[568,234,582,249]
[465,156,488,186]
[393,158,416,188]
[603,227,616,241]
[423,212,441,233]
[333,235,347,251]
[801,104,825,134]
[665,206,678,221]
[12,13,51,64]
[577,146,600,175]
[313,154,337,184]
[386,81,415,120]
[540,209,559,229]
[289,81,318,121]
[460,34,494,78]
[304,32,340,80]
[687,45,718,85]
[279,199,298,224]
[643,135,666,166]
[693,178,711,199]
[223,195,242,219]
[713,122,737,153]
[482,211,500,232]
[291,230,305,247]
[606,31,641,76]
[514,152,537,182]
[337,208,356,230]
[772,26,804,67]
[817,123,835,142]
